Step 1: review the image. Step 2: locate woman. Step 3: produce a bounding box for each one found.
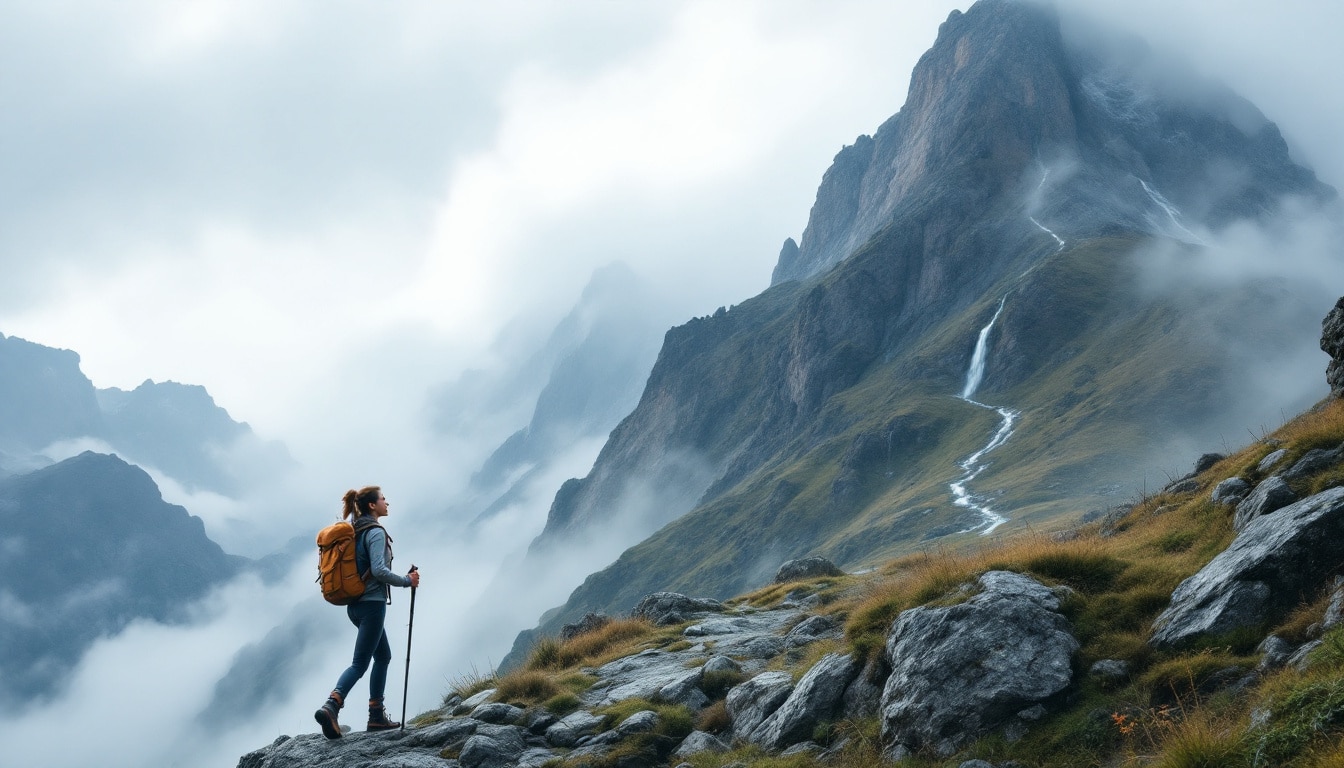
[315,485,421,738]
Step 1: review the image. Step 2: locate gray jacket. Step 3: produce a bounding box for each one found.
[353,518,412,603]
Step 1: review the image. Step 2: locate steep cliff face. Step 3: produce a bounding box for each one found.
[776,0,1329,287]
[504,0,1336,663]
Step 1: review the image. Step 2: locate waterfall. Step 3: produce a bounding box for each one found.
[952,296,1018,535]
[960,297,1006,400]
[1030,165,1066,250]
[1030,217,1066,250]
[1140,179,1205,244]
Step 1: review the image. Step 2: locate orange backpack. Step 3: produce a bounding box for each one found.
[315,520,380,605]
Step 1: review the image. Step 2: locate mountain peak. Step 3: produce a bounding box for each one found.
[772,0,1331,286]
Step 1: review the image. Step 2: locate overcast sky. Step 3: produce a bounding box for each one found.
[2,1,1343,766]
[3,0,1342,461]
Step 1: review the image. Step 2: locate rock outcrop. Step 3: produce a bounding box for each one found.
[1152,487,1344,648]
[257,566,1085,765]
[774,556,844,583]
[1321,295,1344,398]
[1233,476,1298,531]
[630,593,726,626]
[747,652,860,749]
[880,571,1079,757]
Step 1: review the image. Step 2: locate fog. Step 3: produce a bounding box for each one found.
[2,1,1342,766]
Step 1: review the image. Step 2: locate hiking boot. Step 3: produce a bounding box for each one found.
[315,690,344,739]
[367,699,401,731]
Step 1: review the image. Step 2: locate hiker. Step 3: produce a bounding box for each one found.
[315,486,421,739]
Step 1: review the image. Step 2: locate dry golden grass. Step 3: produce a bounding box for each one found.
[696,699,731,734]
[1272,397,1344,449]
[738,575,854,610]
[525,617,659,672]
[1275,590,1338,645]
[446,663,496,700]
[1148,706,1245,768]
[493,667,561,704]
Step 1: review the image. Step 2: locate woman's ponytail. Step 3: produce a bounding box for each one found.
[342,486,382,519]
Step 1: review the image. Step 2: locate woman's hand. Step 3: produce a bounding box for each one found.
[408,568,420,589]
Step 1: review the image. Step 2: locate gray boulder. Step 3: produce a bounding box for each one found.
[1212,477,1252,506]
[674,731,730,757]
[1285,444,1344,480]
[785,615,840,648]
[1258,449,1289,474]
[453,688,496,715]
[748,653,860,750]
[774,557,844,583]
[657,668,710,711]
[739,636,786,660]
[544,710,606,748]
[469,703,523,725]
[841,656,888,720]
[727,670,795,740]
[1163,478,1200,495]
[617,710,661,735]
[632,592,725,625]
[880,571,1078,757]
[704,655,743,674]
[401,719,480,749]
[1151,487,1344,648]
[1194,452,1227,474]
[561,612,611,640]
[1233,476,1298,531]
[458,724,527,768]
[1257,635,1294,673]
[515,748,556,768]
[1089,659,1129,686]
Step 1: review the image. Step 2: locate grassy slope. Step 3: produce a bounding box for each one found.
[542,234,1257,632]
[450,396,1344,768]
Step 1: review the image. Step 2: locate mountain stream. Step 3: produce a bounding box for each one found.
[951,297,1019,535]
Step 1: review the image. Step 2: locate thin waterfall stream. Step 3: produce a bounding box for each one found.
[951,297,1019,535]
[1140,179,1206,245]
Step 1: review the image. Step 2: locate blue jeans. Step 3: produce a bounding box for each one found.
[334,600,392,703]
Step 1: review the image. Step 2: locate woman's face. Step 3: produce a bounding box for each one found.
[370,493,389,517]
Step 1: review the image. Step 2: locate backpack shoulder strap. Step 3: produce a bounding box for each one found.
[351,518,384,579]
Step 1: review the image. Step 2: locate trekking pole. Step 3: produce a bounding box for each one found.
[401,565,418,731]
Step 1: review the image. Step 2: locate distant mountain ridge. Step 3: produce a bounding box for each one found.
[0,451,245,707]
[0,332,292,494]
[499,0,1338,667]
